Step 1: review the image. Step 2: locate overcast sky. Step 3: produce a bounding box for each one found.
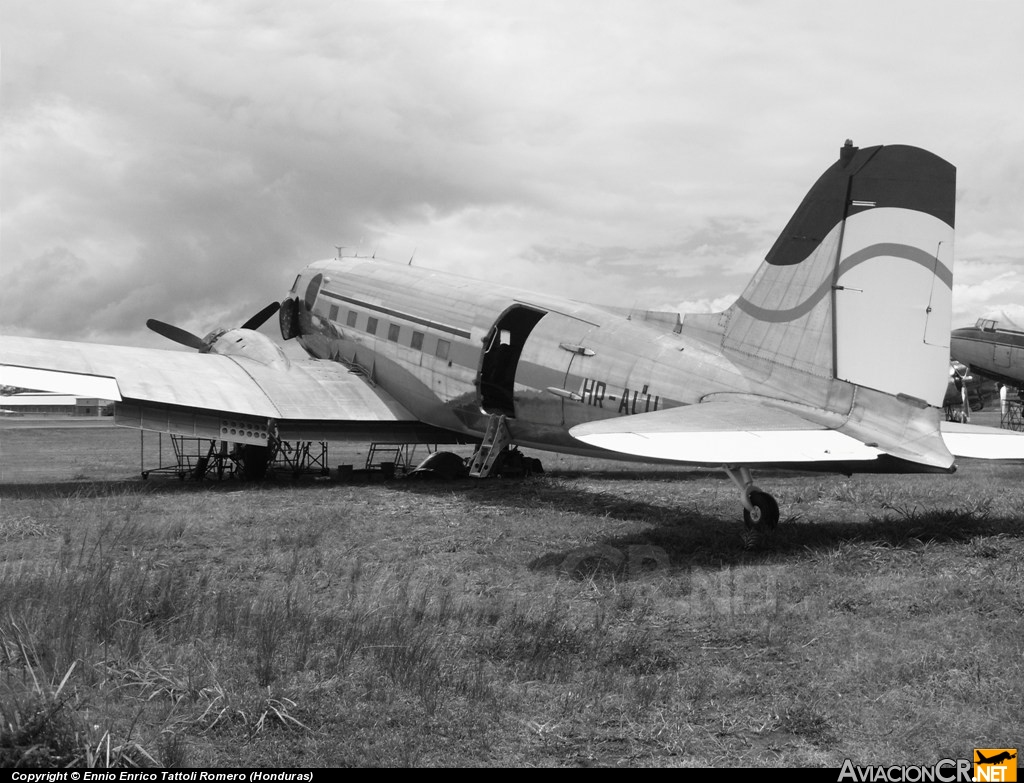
[3,0,1023,347]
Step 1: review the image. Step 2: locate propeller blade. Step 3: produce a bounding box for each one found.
[241,301,282,331]
[146,319,206,350]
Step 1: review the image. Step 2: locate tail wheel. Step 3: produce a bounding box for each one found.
[743,490,780,529]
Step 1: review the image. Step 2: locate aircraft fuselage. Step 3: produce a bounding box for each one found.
[951,319,1024,388]
[283,257,836,460]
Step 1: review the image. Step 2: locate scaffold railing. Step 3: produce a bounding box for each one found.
[1001,400,1024,431]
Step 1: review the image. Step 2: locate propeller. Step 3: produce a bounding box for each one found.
[145,319,206,350]
[241,301,282,331]
[147,302,282,351]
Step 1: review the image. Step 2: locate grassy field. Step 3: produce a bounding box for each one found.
[0,420,1021,767]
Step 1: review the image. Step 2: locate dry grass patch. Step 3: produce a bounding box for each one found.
[1,425,1023,765]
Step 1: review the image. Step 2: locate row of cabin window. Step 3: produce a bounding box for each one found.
[327,304,450,360]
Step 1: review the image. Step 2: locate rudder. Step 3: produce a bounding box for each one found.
[714,141,955,407]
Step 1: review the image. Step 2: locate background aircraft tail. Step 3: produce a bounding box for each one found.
[694,142,955,408]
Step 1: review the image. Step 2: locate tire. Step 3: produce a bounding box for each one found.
[743,490,780,529]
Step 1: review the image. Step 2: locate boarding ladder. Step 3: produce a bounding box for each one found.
[468,414,513,477]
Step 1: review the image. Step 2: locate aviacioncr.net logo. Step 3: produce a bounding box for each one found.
[838,758,972,782]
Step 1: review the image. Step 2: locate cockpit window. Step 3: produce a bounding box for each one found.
[976,318,998,332]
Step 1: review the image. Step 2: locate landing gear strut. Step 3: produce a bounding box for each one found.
[723,466,780,530]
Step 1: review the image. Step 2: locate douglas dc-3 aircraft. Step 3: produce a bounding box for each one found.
[951,317,1024,388]
[4,141,1024,530]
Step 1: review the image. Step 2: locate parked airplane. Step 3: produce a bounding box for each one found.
[4,141,1023,530]
[951,317,1024,387]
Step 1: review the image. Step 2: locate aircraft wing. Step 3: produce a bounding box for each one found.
[0,336,448,443]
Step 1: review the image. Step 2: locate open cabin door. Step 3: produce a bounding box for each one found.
[478,305,546,417]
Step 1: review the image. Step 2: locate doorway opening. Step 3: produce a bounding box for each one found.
[478,305,545,416]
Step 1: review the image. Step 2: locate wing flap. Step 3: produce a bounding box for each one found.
[569,400,882,464]
[240,359,415,421]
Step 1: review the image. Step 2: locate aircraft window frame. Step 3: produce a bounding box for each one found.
[411,331,424,351]
[346,310,358,327]
[387,323,400,342]
[436,338,450,360]
[329,304,339,322]
[367,317,378,335]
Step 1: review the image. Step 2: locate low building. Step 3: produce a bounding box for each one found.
[0,393,112,416]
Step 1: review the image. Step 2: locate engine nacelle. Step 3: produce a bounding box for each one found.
[207,328,291,369]
[279,296,315,341]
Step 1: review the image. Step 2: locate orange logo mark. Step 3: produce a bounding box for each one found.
[974,749,1017,782]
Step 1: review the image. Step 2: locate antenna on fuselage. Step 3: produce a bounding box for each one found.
[408,247,416,266]
[335,246,346,259]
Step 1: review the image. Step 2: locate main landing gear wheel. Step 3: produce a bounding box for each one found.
[743,490,780,530]
[723,466,781,533]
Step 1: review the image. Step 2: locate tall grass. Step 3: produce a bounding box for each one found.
[1,456,1023,765]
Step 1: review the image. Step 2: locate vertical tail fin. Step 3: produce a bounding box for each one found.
[714,142,955,407]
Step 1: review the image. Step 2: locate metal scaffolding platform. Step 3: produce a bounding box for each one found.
[364,442,435,477]
[1000,400,1024,431]
[272,439,330,477]
[139,432,329,480]
[140,434,235,480]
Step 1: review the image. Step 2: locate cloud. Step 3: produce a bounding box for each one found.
[953,263,1024,326]
[2,0,1022,346]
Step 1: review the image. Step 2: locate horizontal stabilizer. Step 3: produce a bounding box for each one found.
[940,421,1024,460]
[569,401,882,465]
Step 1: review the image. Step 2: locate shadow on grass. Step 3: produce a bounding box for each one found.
[4,470,1021,573]
[548,509,1024,574]
[390,472,1024,570]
